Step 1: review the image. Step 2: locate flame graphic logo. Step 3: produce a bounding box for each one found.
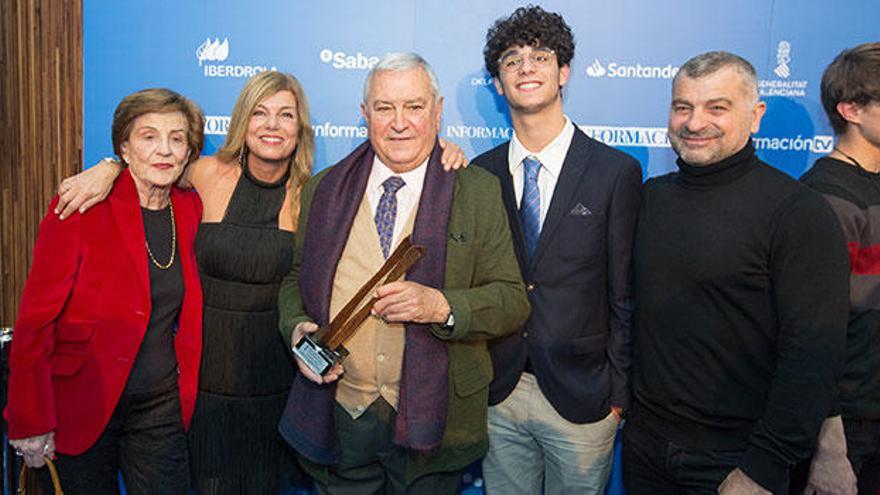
[586,59,606,77]
[196,37,229,66]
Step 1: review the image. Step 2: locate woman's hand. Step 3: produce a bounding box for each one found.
[11,431,55,468]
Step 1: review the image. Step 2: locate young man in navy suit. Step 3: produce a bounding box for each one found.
[473,6,642,494]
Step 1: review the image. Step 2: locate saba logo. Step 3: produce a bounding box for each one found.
[586,59,606,77]
[196,37,229,66]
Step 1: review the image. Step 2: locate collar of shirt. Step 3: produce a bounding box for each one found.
[508,115,575,182]
[366,154,428,220]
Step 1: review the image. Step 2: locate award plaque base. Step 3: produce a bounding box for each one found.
[293,333,349,377]
[292,235,425,376]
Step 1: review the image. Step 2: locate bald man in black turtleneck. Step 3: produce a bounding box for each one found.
[624,51,850,495]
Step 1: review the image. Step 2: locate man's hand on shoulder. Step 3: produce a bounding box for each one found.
[438,138,469,172]
[56,158,122,219]
[372,281,450,324]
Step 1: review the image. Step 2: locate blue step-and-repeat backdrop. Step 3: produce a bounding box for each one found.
[83,1,878,493]
[84,1,879,180]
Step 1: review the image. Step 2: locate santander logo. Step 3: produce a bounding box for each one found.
[586,59,607,77]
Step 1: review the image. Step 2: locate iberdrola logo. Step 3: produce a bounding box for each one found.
[196,37,229,66]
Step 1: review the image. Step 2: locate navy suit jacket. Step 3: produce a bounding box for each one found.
[474,126,642,423]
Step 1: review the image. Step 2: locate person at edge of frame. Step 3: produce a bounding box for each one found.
[791,41,880,495]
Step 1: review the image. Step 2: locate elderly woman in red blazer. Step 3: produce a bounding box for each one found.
[5,88,204,494]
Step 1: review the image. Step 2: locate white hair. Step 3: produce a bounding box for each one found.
[363,52,441,102]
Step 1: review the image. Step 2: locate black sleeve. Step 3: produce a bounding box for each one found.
[738,190,849,490]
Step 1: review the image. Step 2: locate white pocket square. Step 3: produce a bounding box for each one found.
[569,203,592,216]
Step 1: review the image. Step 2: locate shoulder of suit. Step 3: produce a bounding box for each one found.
[456,164,500,189]
[471,140,510,171]
[307,166,333,185]
[301,167,332,198]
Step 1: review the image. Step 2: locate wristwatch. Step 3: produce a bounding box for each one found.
[443,310,455,328]
[103,156,124,168]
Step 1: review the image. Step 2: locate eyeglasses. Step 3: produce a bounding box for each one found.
[498,48,556,73]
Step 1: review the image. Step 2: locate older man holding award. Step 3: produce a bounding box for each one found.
[277,52,530,494]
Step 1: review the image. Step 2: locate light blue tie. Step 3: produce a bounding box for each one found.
[520,156,541,263]
[375,176,406,259]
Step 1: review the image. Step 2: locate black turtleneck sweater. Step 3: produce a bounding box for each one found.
[632,142,849,491]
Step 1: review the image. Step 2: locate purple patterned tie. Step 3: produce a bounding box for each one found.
[375,176,406,258]
[520,156,541,264]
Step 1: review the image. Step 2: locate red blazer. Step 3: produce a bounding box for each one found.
[5,170,203,456]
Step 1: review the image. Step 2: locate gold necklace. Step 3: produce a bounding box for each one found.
[145,201,176,270]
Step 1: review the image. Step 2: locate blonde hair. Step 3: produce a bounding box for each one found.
[216,71,314,226]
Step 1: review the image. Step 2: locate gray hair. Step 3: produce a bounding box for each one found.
[675,51,759,103]
[363,52,441,103]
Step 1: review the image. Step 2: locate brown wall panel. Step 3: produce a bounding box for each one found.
[0,0,83,325]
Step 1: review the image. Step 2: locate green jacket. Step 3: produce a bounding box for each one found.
[279,164,529,482]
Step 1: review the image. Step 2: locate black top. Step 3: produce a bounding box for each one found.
[188,163,299,487]
[195,164,294,394]
[802,157,880,419]
[124,204,182,395]
[632,142,849,490]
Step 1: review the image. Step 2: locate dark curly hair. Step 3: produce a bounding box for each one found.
[483,5,575,78]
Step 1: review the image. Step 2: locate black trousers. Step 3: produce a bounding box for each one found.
[37,384,189,495]
[845,418,880,495]
[300,397,461,495]
[623,419,788,494]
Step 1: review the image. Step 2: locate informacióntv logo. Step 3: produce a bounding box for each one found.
[753,134,834,153]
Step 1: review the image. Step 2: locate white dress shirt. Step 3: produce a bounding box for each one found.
[366,155,427,249]
[508,116,576,227]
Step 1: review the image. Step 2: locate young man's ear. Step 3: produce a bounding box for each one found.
[558,64,571,89]
[836,101,863,126]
